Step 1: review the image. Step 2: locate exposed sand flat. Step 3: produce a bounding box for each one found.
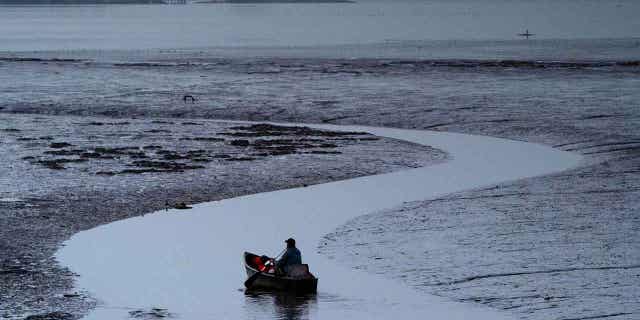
[56,123,582,319]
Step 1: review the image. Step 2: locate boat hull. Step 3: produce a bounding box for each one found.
[244,252,318,293]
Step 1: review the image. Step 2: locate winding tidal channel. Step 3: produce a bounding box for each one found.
[56,122,582,320]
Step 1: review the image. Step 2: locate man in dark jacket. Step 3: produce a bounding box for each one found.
[276,238,302,274]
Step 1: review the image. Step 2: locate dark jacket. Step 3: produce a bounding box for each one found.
[277,247,302,271]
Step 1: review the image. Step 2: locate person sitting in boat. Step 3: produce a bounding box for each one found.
[276,238,302,274]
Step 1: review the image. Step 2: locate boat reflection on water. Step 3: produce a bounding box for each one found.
[244,291,318,320]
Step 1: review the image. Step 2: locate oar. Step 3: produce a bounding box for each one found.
[244,249,285,289]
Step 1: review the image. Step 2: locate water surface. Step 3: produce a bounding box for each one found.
[1,0,639,56]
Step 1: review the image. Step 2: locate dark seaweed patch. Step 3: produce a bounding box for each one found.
[49,142,73,149]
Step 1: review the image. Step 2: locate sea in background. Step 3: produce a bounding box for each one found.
[0,0,639,58]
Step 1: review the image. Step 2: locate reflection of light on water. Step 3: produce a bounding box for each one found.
[244,291,318,320]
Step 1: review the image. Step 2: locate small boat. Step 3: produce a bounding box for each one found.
[518,29,535,39]
[243,252,318,293]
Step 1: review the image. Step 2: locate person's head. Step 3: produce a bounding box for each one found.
[285,238,296,248]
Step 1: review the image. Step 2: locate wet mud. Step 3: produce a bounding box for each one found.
[1,54,638,320]
[0,113,444,319]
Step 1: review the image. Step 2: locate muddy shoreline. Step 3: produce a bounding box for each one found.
[0,113,445,320]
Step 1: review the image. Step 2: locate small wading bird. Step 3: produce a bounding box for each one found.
[518,29,535,39]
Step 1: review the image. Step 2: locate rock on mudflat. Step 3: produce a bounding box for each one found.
[129,308,173,319]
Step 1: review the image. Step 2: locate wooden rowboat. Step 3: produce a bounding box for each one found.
[243,252,318,293]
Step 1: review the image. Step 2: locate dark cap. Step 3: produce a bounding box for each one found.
[285,238,296,245]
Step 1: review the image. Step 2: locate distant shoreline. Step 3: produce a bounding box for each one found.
[0,0,353,3]
[0,0,164,4]
[196,0,354,3]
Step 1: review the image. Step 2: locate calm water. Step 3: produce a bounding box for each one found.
[1,0,639,58]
